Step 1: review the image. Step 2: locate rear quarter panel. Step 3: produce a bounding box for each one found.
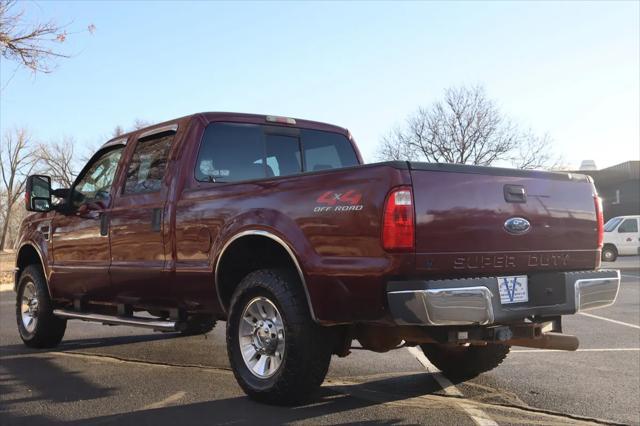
[175,163,413,323]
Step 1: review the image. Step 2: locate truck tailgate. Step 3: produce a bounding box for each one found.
[409,163,600,275]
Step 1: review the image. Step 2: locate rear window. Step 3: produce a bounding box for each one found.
[195,122,357,183]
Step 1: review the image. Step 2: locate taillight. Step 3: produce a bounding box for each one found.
[594,195,604,248]
[382,186,415,252]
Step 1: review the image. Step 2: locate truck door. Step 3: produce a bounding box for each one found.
[616,217,639,255]
[108,126,177,303]
[49,142,125,301]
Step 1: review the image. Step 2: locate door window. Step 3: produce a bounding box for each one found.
[195,123,264,182]
[124,133,175,194]
[618,218,638,233]
[72,146,124,208]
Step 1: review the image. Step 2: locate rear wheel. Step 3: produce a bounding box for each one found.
[602,245,617,262]
[420,343,510,380]
[16,265,66,348]
[226,269,332,405]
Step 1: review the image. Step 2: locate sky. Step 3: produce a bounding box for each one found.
[1,1,639,170]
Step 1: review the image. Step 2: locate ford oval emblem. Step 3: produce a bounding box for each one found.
[504,217,531,235]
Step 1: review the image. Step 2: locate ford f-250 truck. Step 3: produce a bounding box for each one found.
[15,112,620,405]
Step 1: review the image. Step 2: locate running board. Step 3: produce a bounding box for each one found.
[53,309,177,332]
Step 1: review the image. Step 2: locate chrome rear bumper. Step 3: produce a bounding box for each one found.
[388,270,620,326]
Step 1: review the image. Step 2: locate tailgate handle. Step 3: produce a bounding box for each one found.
[504,184,527,203]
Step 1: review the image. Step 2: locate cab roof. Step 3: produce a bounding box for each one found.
[102,112,350,147]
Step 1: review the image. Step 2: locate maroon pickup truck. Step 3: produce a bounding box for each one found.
[14,112,620,404]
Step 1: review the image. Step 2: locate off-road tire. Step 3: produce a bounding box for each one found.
[420,343,510,380]
[601,245,617,262]
[226,268,332,405]
[16,265,66,348]
[180,315,216,336]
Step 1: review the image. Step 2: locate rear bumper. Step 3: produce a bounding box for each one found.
[387,270,620,326]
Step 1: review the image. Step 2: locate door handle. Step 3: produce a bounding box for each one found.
[152,208,162,232]
[100,213,109,236]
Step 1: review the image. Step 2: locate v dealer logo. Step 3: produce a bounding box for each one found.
[501,276,523,303]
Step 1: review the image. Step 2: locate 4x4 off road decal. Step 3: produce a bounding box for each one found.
[314,190,364,212]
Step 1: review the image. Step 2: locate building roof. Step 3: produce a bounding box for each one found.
[575,161,639,186]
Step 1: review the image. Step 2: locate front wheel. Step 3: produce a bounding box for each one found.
[180,314,216,336]
[16,265,67,348]
[226,269,332,405]
[420,343,510,380]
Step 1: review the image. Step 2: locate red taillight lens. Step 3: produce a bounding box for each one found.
[382,187,415,252]
[594,195,604,248]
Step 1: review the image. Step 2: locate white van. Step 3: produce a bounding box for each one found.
[602,215,640,261]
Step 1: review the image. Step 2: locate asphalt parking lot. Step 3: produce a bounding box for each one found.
[1,264,638,425]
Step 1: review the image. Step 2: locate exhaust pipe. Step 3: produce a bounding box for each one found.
[506,332,579,351]
[53,309,177,332]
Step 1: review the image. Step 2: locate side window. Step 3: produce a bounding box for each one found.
[618,219,638,233]
[124,133,175,194]
[195,123,265,182]
[301,129,358,171]
[73,146,124,207]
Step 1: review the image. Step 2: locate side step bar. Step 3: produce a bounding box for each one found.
[53,309,177,332]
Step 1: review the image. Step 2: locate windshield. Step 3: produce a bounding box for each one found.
[604,217,623,232]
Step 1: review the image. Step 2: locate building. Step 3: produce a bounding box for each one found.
[577,161,640,221]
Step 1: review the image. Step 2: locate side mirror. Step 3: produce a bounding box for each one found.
[25,175,52,212]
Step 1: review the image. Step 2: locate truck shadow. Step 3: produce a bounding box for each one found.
[0,333,182,357]
[0,354,115,426]
[64,373,447,426]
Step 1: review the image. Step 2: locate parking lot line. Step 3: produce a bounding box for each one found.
[511,348,640,353]
[141,391,187,410]
[579,312,640,329]
[406,347,499,426]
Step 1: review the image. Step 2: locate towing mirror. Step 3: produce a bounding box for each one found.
[25,175,52,212]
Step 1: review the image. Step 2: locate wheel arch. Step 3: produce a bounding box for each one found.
[15,243,49,296]
[214,230,317,322]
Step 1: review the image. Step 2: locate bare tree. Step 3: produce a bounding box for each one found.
[0,0,95,75]
[132,119,150,130]
[378,126,420,161]
[377,86,557,169]
[111,119,150,139]
[0,128,35,250]
[511,130,561,170]
[111,125,125,138]
[37,137,77,188]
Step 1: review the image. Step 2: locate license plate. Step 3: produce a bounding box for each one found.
[497,275,529,304]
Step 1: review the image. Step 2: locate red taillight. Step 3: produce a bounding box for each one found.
[382,187,415,252]
[594,195,604,248]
